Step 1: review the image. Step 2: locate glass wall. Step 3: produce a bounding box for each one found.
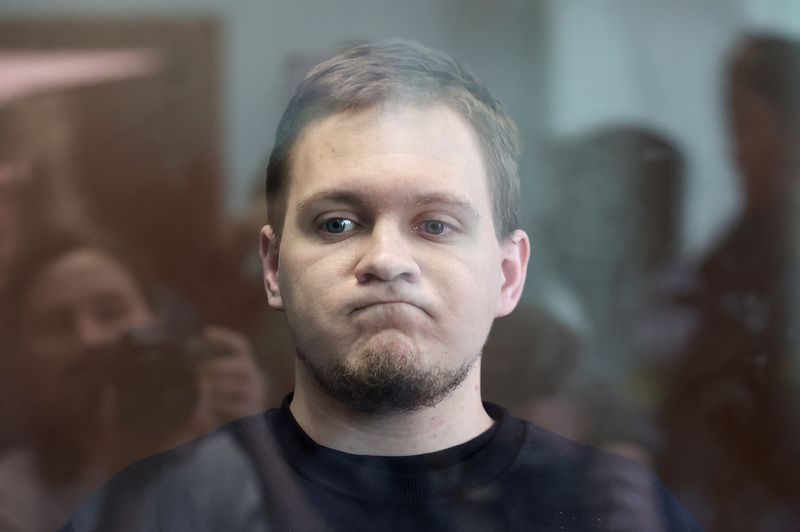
[0,2,798,530]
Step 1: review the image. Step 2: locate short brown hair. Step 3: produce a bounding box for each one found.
[265,39,520,240]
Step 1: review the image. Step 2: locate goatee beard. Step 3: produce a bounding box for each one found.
[298,348,477,415]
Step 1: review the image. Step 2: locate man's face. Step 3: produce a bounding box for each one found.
[261,104,528,413]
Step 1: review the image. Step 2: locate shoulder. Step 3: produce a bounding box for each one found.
[501,413,703,531]
[65,412,276,532]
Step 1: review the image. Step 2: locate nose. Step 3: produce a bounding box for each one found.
[354,222,421,284]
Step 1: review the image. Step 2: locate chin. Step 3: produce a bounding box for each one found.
[352,333,421,367]
[301,343,476,416]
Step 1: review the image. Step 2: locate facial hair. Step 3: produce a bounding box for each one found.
[298,347,478,415]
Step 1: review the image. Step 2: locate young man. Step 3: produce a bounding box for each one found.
[259,38,529,453]
[61,40,700,531]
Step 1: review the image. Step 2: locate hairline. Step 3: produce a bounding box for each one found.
[269,101,513,243]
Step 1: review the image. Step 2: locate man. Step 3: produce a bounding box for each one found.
[62,39,699,531]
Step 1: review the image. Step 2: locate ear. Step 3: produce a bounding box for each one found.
[260,225,284,310]
[495,229,530,318]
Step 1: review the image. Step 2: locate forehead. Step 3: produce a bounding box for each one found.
[26,249,144,310]
[286,104,491,211]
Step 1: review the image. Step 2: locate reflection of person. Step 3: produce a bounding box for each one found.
[62,40,699,531]
[483,304,668,532]
[546,126,683,375]
[481,304,583,439]
[2,229,266,432]
[0,231,265,531]
[658,34,800,531]
[0,232,166,531]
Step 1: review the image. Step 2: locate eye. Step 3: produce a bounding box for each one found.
[413,219,456,239]
[92,295,133,325]
[420,220,446,235]
[320,217,358,234]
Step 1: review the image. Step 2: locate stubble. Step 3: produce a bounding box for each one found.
[298,346,478,415]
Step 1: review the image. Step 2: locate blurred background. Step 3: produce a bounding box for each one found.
[1,1,799,531]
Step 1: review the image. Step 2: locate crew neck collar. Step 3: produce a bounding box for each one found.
[270,393,526,502]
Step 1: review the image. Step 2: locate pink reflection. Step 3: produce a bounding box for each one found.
[0,49,161,105]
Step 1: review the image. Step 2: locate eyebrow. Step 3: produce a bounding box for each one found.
[295,189,482,220]
[295,190,370,214]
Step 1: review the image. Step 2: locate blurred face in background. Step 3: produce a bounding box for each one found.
[10,247,157,474]
[19,247,155,378]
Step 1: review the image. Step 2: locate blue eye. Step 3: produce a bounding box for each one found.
[322,217,355,234]
[420,220,446,235]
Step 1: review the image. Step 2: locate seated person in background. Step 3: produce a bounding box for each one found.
[62,39,699,531]
[0,229,265,532]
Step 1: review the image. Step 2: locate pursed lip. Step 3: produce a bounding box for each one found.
[349,297,432,318]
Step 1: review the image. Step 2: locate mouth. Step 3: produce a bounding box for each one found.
[351,300,431,318]
[353,300,414,312]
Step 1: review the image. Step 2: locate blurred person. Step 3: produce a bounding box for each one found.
[657,34,800,532]
[481,303,584,440]
[484,304,667,532]
[0,230,168,531]
[62,40,699,531]
[544,126,684,382]
[1,229,267,433]
[0,230,266,531]
[483,304,662,465]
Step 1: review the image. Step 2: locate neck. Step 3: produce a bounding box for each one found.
[290,360,493,456]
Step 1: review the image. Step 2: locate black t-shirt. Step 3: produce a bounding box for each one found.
[62,395,701,531]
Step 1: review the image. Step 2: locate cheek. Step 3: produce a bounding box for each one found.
[21,315,76,361]
[430,259,499,329]
[281,239,353,287]
[447,252,502,299]
[278,249,351,331]
[26,337,74,363]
